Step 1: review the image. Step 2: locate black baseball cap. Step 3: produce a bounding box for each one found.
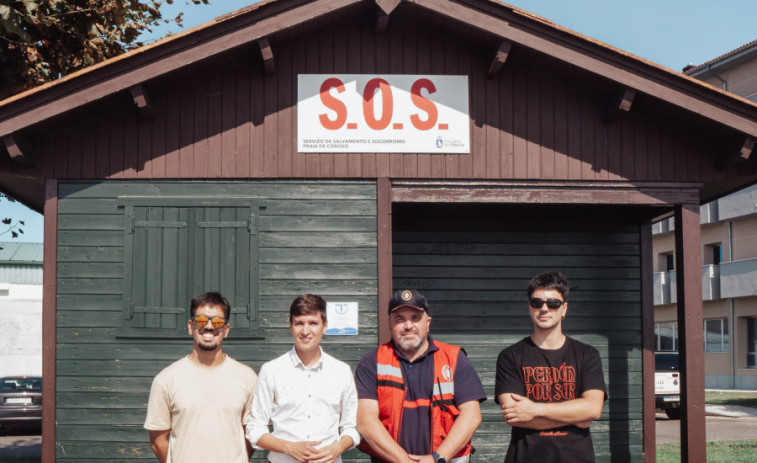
[389,289,429,314]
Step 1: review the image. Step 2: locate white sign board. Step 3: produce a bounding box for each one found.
[298,74,469,153]
[326,302,359,335]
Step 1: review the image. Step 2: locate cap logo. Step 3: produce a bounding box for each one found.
[441,365,453,381]
[401,290,413,301]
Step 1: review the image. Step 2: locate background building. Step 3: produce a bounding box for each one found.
[653,39,757,389]
[0,242,43,378]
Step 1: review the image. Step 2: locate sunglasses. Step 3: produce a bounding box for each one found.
[191,315,228,329]
[529,298,565,310]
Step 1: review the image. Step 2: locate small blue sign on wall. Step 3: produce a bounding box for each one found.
[326,302,359,335]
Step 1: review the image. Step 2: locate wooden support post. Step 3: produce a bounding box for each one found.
[129,85,154,121]
[715,136,755,170]
[487,40,512,78]
[377,177,393,345]
[258,38,276,76]
[375,0,401,33]
[602,88,636,123]
[2,133,36,167]
[41,179,58,463]
[641,224,657,462]
[674,202,706,463]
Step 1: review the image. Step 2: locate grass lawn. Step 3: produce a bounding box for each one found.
[705,390,757,408]
[657,440,757,462]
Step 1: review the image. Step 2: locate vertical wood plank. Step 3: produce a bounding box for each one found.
[402,24,419,178]
[333,23,350,177]
[552,77,568,178]
[222,66,237,178]
[151,90,167,178]
[416,23,432,178]
[194,77,210,177]
[621,118,635,180]
[235,61,252,178]
[640,223,656,463]
[164,84,181,177]
[388,24,404,178]
[526,68,540,179]
[304,32,320,177]
[207,72,223,178]
[42,179,57,463]
[444,35,461,177]
[377,178,392,344]
[674,202,706,463]
[500,61,514,178]
[580,91,595,180]
[540,73,555,179]
[319,25,336,178]
[137,108,153,179]
[179,81,195,178]
[346,19,363,177]
[513,63,528,178]
[279,43,295,178]
[429,30,445,178]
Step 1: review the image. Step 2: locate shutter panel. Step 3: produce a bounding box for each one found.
[120,199,262,337]
[123,205,189,329]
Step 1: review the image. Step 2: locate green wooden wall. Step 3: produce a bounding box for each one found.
[55,180,378,461]
[56,183,644,461]
[392,203,644,462]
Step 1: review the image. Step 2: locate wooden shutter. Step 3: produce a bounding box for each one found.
[119,199,262,338]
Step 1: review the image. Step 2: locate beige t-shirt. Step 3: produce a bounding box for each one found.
[144,355,258,463]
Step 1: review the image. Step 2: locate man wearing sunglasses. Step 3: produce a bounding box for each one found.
[495,271,606,463]
[144,292,258,463]
[246,294,359,463]
[355,289,486,463]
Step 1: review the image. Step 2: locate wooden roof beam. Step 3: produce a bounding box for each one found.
[716,136,755,170]
[129,85,154,121]
[2,133,36,168]
[602,87,636,124]
[486,40,512,78]
[375,0,401,33]
[258,38,276,76]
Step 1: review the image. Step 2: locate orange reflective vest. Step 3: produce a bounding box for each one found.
[358,340,473,459]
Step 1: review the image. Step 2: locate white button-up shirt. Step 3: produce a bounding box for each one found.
[245,347,359,463]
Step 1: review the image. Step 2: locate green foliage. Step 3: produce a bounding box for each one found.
[0,0,209,99]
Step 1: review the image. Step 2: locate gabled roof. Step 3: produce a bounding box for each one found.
[685,39,757,77]
[0,0,755,140]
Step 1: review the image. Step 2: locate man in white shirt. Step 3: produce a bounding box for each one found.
[246,294,359,463]
[144,292,258,463]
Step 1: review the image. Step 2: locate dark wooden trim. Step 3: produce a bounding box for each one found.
[602,88,636,124]
[258,38,276,76]
[640,223,656,462]
[407,0,757,137]
[2,133,36,167]
[41,179,57,463]
[129,85,154,121]
[391,180,702,205]
[674,202,706,463]
[486,40,512,78]
[375,0,401,33]
[0,0,358,137]
[377,177,392,345]
[2,0,756,139]
[715,136,755,170]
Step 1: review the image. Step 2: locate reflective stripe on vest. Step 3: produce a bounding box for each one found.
[357,340,473,459]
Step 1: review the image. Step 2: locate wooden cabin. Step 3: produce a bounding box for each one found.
[1,0,756,461]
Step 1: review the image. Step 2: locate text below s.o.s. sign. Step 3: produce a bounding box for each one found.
[298,74,469,153]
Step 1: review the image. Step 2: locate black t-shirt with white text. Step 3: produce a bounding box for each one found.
[495,336,606,463]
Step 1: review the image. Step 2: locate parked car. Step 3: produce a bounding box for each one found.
[0,376,42,432]
[655,353,680,419]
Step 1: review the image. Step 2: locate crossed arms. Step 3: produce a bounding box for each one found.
[496,390,604,430]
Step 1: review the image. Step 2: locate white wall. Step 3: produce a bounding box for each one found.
[0,283,42,377]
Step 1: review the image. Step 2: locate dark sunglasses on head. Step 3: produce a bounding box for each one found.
[529,298,565,310]
[191,314,228,329]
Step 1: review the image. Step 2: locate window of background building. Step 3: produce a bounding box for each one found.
[655,321,678,351]
[704,318,729,352]
[705,243,722,265]
[748,318,757,368]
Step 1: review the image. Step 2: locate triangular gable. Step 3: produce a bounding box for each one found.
[1,0,755,138]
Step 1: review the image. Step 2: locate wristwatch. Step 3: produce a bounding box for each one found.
[432,452,446,463]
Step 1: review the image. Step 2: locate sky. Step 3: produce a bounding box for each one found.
[2,0,756,243]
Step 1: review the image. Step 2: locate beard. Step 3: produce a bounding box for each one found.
[198,342,219,351]
[395,333,423,352]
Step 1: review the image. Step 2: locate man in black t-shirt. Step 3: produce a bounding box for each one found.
[495,272,606,463]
